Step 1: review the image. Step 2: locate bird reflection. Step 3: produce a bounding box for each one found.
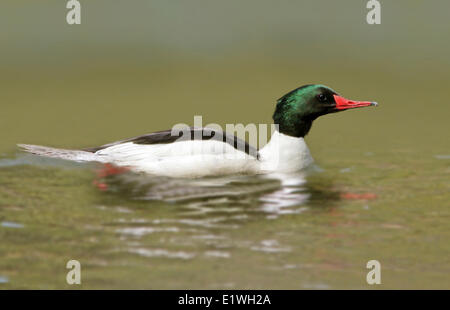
[94,163,312,217]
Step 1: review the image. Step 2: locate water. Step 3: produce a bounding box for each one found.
[0,1,449,289]
[0,145,448,289]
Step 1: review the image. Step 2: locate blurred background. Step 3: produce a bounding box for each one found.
[0,1,449,289]
[1,0,449,152]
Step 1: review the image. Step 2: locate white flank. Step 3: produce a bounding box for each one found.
[94,140,259,178]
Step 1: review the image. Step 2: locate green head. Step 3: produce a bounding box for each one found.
[273,84,377,137]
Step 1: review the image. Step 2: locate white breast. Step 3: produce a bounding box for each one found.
[258,130,313,173]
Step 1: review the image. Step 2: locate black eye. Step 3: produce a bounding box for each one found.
[317,94,327,102]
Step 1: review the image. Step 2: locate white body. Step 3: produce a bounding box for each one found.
[19,131,313,178]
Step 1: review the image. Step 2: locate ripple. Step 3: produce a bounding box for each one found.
[204,251,231,258]
[192,234,227,240]
[116,218,149,224]
[434,155,450,160]
[1,221,24,229]
[340,167,354,173]
[128,248,196,259]
[116,226,180,237]
[176,218,240,229]
[250,239,291,253]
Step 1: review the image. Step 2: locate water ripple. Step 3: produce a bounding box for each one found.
[128,248,196,260]
[1,221,24,229]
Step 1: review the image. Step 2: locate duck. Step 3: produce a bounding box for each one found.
[19,84,377,178]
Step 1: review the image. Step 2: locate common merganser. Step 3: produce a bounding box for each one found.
[19,84,377,178]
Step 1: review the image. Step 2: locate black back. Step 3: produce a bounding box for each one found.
[83,127,259,159]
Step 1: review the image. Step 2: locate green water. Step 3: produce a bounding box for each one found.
[0,1,449,289]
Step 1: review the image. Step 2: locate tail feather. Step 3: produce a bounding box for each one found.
[17,144,104,162]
